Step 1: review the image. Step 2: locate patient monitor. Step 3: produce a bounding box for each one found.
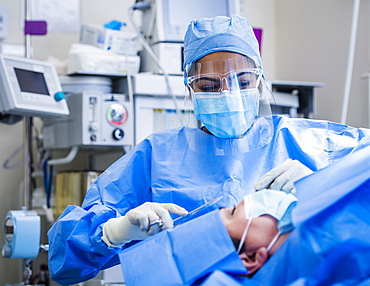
[140,0,240,75]
[0,55,69,117]
[142,0,239,44]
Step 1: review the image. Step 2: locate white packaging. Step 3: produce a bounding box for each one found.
[80,23,139,55]
[67,43,140,75]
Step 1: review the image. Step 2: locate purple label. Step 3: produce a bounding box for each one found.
[24,21,47,35]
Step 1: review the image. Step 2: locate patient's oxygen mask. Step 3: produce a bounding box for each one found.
[237,189,298,253]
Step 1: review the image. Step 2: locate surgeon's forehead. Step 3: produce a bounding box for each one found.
[192,52,256,75]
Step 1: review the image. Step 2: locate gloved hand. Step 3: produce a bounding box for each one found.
[254,159,313,194]
[102,202,188,248]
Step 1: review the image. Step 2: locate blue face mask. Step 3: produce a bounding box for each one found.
[237,189,298,253]
[193,89,260,139]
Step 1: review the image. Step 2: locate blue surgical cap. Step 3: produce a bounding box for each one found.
[183,15,262,74]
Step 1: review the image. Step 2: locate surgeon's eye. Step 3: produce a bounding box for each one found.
[238,80,252,90]
[194,77,220,92]
[236,72,258,90]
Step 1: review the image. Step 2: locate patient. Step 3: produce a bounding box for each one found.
[219,189,297,276]
[118,189,297,286]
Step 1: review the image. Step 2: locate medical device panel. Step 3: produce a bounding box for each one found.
[131,73,199,144]
[140,0,240,75]
[43,92,134,149]
[142,0,239,44]
[0,55,69,117]
[2,210,40,259]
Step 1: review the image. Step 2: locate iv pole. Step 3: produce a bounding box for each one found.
[0,2,49,283]
[23,0,33,211]
[340,0,361,124]
[22,0,34,283]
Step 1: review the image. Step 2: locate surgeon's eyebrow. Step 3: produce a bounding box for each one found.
[236,71,251,76]
[195,77,219,83]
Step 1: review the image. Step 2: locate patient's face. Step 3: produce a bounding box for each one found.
[219,200,280,254]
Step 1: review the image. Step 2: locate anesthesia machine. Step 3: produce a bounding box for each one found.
[43,92,133,149]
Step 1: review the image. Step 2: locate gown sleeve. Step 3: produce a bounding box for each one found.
[47,139,153,285]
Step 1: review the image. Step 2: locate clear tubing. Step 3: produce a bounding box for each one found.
[127,5,184,126]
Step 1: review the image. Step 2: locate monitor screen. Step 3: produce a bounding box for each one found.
[0,54,69,117]
[167,0,229,27]
[161,0,236,42]
[14,68,50,96]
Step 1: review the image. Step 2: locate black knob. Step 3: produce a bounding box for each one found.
[112,128,124,140]
[90,134,97,142]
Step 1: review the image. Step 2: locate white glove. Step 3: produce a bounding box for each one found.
[102,202,188,248]
[254,159,313,194]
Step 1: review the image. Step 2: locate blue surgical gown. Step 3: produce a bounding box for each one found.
[202,141,370,286]
[47,115,370,285]
[248,145,370,286]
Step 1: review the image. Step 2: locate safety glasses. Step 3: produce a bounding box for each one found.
[185,68,262,94]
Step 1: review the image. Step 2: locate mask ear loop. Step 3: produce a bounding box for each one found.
[266,231,281,253]
[237,218,252,254]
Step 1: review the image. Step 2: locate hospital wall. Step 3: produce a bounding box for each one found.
[0,0,369,283]
[275,0,370,127]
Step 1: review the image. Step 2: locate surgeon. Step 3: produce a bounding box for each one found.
[48,15,370,285]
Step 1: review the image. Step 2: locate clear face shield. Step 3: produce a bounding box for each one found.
[183,56,274,155]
